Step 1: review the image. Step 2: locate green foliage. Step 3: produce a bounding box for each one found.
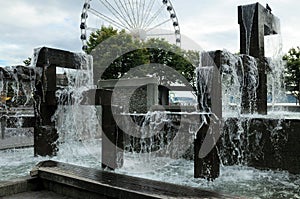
[85,26,119,54]
[23,57,31,66]
[86,26,199,87]
[283,47,300,103]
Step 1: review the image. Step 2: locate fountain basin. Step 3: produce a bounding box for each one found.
[222,116,300,174]
[1,160,229,198]
[1,146,300,198]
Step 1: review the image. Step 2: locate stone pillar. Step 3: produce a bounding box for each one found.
[101,105,124,170]
[97,90,124,170]
[147,83,158,110]
[0,116,7,140]
[33,47,91,157]
[79,88,124,170]
[238,3,280,114]
[194,117,220,180]
[240,55,259,114]
[34,65,58,156]
[158,86,170,106]
[194,51,222,180]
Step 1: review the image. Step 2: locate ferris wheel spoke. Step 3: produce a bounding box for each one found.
[110,0,133,28]
[138,0,147,28]
[88,8,128,30]
[146,19,172,32]
[122,0,135,26]
[147,33,176,36]
[127,0,138,28]
[98,0,130,29]
[135,1,141,28]
[135,0,144,29]
[86,27,101,32]
[142,1,156,29]
[143,5,167,30]
[113,0,134,29]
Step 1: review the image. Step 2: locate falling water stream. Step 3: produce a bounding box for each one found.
[1,36,300,198]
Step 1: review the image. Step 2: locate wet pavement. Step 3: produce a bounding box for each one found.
[0,136,33,150]
[2,191,73,199]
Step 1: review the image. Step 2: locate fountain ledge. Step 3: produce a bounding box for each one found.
[21,160,232,199]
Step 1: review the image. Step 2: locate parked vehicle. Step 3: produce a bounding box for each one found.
[169,96,197,106]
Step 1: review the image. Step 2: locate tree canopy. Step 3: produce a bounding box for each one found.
[85,26,199,87]
[23,57,31,66]
[283,47,300,104]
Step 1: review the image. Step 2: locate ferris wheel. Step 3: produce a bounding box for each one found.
[80,0,181,51]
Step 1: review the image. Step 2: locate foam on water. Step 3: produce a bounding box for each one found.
[1,147,299,199]
[0,148,44,181]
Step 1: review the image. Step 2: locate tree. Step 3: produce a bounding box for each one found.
[283,47,300,104]
[86,26,148,83]
[85,26,198,87]
[23,57,31,66]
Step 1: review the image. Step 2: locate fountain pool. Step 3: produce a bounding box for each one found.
[1,144,299,199]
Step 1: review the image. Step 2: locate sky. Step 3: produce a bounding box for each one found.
[0,0,299,67]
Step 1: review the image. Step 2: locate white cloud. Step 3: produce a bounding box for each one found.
[0,0,299,67]
[174,0,238,52]
[0,0,83,66]
[0,1,73,28]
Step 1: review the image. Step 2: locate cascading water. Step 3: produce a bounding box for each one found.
[0,66,36,142]
[221,51,244,115]
[96,54,215,174]
[0,1,299,196]
[120,111,182,173]
[0,49,299,198]
[219,49,288,166]
[220,50,260,116]
[52,53,102,165]
[0,66,35,108]
[265,33,286,111]
[219,25,293,168]
[122,111,173,154]
[196,66,213,112]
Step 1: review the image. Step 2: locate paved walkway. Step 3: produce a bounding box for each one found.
[2,191,73,199]
[0,136,33,150]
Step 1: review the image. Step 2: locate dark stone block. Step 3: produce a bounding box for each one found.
[238,3,280,115]
[0,66,35,81]
[102,105,124,170]
[34,126,58,157]
[5,116,35,128]
[33,47,92,158]
[35,47,87,70]
[222,118,300,174]
[39,105,57,126]
[194,119,220,180]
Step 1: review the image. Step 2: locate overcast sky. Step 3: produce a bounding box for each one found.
[0,0,299,67]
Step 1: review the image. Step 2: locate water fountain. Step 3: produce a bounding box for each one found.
[0,47,224,197]
[0,65,36,150]
[218,2,300,174]
[1,2,300,199]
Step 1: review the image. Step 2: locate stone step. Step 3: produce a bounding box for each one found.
[30,160,232,199]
